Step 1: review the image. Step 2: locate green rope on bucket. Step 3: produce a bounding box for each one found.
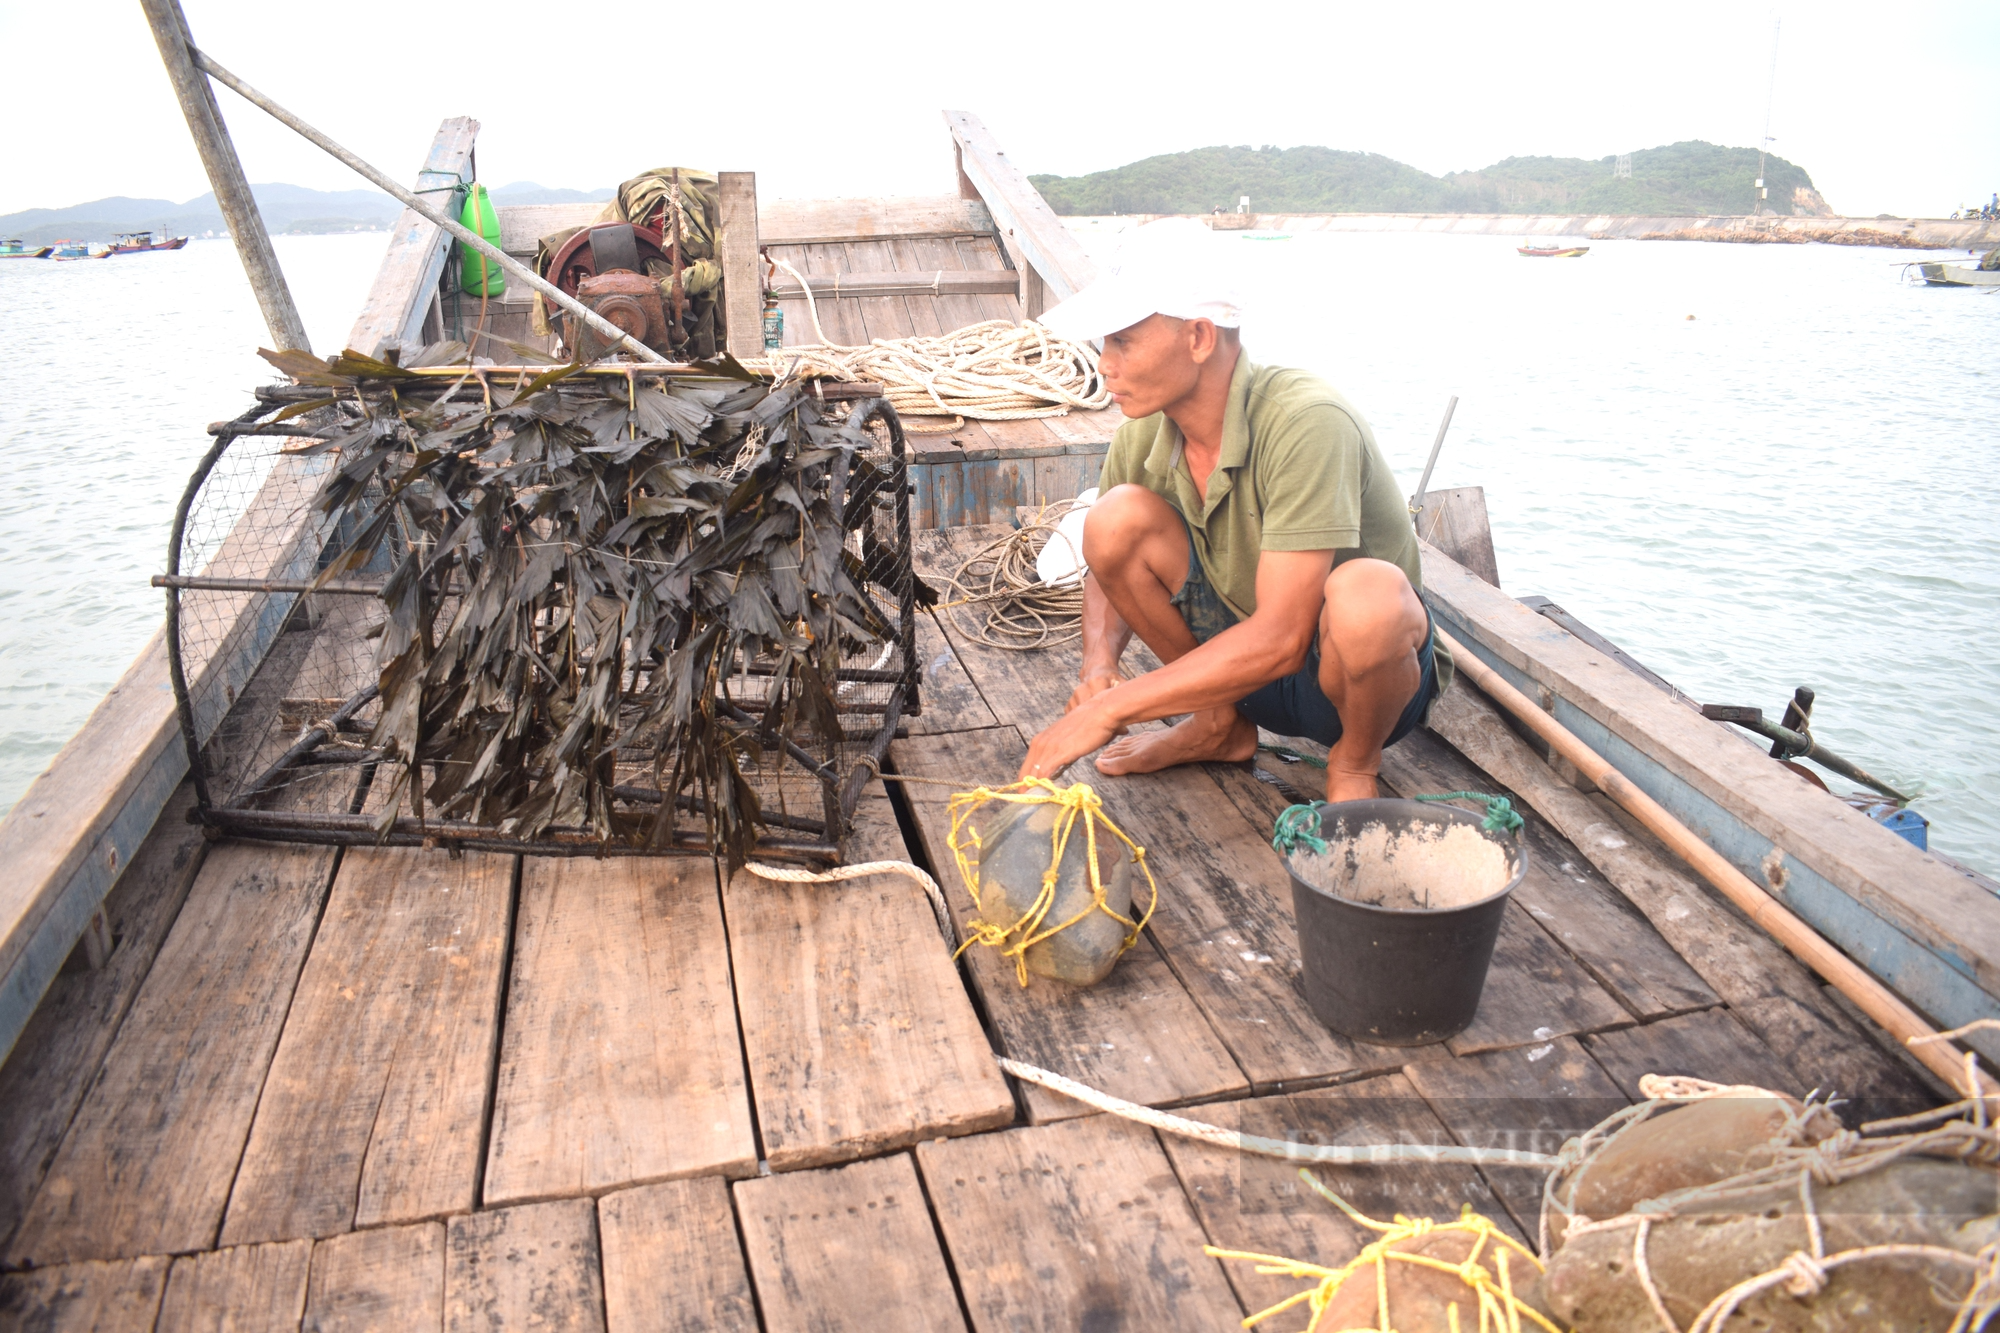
[1272,804,1328,856]
[1412,791,1525,835]
[1259,742,1327,769]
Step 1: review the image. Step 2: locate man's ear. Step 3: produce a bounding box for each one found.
[1186,317,1219,365]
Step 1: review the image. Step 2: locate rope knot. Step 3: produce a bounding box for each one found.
[1777,1249,1829,1297]
[1413,790,1525,835]
[1272,803,1328,856]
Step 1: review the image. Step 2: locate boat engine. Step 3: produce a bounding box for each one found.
[544,221,717,360]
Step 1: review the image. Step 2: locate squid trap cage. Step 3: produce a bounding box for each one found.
[158,350,921,867]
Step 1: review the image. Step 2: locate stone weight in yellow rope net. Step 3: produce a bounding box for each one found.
[1208,1174,1562,1333]
[947,778,1157,987]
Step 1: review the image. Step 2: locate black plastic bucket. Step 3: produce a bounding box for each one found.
[1284,798,1527,1046]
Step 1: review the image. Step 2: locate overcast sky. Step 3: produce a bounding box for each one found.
[3,1,1996,219]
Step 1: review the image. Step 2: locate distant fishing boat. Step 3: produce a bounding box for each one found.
[1915,257,2000,287]
[1,238,52,259]
[106,230,190,255]
[1518,244,1589,258]
[47,239,107,261]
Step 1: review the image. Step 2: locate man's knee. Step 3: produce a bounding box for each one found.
[1082,484,1180,572]
[1319,559,1426,665]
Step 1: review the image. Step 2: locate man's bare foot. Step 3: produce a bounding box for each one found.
[1096,709,1257,775]
[1324,767,1382,804]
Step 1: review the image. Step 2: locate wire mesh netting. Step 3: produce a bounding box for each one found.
[165,350,920,867]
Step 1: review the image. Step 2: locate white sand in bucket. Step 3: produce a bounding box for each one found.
[1291,818,1513,911]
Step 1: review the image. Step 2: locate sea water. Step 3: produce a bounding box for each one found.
[2,230,1995,877]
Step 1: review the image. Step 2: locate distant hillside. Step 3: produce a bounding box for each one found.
[0,183,402,245]
[488,182,614,205]
[1030,141,1833,218]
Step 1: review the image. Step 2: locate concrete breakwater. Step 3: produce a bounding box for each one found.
[1069,212,2000,250]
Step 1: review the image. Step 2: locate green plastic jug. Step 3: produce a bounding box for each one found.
[459,184,504,297]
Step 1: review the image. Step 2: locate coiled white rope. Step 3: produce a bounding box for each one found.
[744,259,1110,431]
[743,858,1561,1171]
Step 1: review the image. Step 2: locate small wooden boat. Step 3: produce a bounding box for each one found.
[106,230,190,255]
[1518,244,1589,257]
[0,239,51,259]
[0,98,1989,1328]
[1916,258,2000,287]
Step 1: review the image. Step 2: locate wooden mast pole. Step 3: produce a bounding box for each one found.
[138,0,311,352]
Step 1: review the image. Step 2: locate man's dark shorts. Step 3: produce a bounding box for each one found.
[1168,523,1438,750]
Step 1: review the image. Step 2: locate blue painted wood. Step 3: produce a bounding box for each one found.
[1428,597,2000,1066]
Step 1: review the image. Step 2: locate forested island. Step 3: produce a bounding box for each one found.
[1030,141,1834,217]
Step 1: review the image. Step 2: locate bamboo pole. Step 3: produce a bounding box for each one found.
[139,0,310,352]
[1436,626,1995,1099]
[184,49,670,365]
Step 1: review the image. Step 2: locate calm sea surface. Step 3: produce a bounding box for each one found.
[3,230,1995,875]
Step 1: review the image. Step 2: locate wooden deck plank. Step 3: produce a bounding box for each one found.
[599,1178,758,1333]
[7,842,338,1266]
[734,1153,965,1333]
[157,1240,313,1333]
[0,783,208,1253]
[726,787,1013,1171]
[1443,902,1632,1056]
[482,857,756,1207]
[305,1221,445,1333]
[905,603,1001,735]
[1404,1037,1630,1236]
[1158,1074,1522,1317]
[893,726,1248,1120]
[222,849,513,1244]
[1426,683,1936,1120]
[1582,1009,1801,1101]
[445,1200,603,1333]
[918,1114,1244,1332]
[841,238,921,345]
[1382,726,1718,1021]
[0,1256,171,1332]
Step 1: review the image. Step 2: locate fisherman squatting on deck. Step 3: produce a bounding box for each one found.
[1019,219,1448,801]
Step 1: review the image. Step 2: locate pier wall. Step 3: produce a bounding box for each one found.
[1068,212,2000,250]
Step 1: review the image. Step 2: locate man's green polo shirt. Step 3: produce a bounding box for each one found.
[1097,354,1450,689]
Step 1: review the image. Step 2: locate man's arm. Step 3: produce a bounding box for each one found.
[1067,573,1133,712]
[1022,548,1334,777]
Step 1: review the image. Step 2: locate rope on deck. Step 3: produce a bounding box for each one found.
[742,259,1110,431]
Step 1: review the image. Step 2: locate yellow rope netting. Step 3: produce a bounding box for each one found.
[1208,1174,1561,1333]
[946,778,1157,986]
[742,260,1110,432]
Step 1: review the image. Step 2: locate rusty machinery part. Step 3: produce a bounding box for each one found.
[543,222,717,361]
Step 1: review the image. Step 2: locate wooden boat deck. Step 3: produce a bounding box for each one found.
[0,524,1942,1330]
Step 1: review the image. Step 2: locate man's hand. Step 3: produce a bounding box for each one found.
[1067,667,1127,715]
[1019,700,1122,782]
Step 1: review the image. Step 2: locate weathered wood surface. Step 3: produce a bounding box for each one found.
[157,1239,313,1333]
[483,858,757,1206]
[726,786,1012,1170]
[8,842,337,1266]
[445,1200,604,1333]
[0,1255,171,1332]
[715,171,762,360]
[304,1221,445,1333]
[771,268,1022,299]
[221,848,513,1244]
[1426,682,1935,1118]
[1382,727,1717,1022]
[497,202,604,258]
[944,112,1096,303]
[0,783,206,1251]
[734,1154,966,1332]
[759,194,997,246]
[1404,1037,1630,1234]
[349,117,479,356]
[1159,1075,1522,1316]
[598,1178,758,1333]
[1583,1008,1801,1101]
[1412,485,1499,587]
[893,726,1249,1120]
[919,1115,1244,1331]
[1421,538,2000,1040]
[903,602,1001,735]
[1444,899,1630,1056]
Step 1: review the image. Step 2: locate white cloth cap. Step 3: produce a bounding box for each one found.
[1038,217,1242,341]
